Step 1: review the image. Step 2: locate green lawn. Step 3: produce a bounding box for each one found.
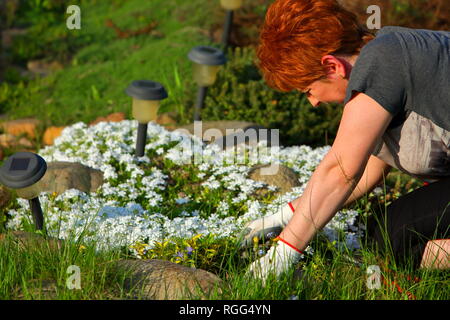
[1,0,227,126]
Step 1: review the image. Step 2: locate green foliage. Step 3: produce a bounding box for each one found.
[130,234,241,276]
[195,47,343,147]
[10,24,85,64]
[13,0,69,27]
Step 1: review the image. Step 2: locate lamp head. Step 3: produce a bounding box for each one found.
[0,152,47,199]
[220,0,243,10]
[188,46,226,87]
[125,80,168,123]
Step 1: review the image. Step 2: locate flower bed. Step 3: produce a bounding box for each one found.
[5,120,363,258]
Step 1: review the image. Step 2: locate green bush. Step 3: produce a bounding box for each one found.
[189,46,343,147]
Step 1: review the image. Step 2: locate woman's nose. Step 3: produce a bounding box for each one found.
[308,96,321,107]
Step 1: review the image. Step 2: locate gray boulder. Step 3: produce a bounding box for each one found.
[117,259,223,300]
[39,162,104,195]
[248,163,301,196]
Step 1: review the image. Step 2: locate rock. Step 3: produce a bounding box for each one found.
[117,259,223,300]
[90,112,126,126]
[26,59,63,76]
[1,28,28,48]
[0,231,63,251]
[0,186,12,210]
[14,279,58,300]
[173,121,271,150]
[39,162,104,195]
[0,133,34,149]
[0,118,41,139]
[0,133,16,147]
[42,126,66,145]
[248,163,301,195]
[17,137,33,148]
[155,112,179,130]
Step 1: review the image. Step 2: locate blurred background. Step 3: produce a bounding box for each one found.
[0,0,448,153]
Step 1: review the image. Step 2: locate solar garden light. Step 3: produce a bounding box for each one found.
[0,152,47,231]
[220,0,243,52]
[125,80,168,157]
[188,46,226,121]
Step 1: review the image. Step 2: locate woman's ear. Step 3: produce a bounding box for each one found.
[321,55,348,79]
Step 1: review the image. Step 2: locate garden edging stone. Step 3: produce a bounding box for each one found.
[39,162,104,195]
[117,259,223,300]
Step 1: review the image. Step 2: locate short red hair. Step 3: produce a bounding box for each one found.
[257,0,375,92]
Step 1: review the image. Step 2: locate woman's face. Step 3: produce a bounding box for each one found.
[303,77,348,107]
[301,54,356,107]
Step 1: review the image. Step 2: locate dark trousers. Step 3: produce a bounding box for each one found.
[366,176,450,269]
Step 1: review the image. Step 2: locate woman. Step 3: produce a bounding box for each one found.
[241,0,450,282]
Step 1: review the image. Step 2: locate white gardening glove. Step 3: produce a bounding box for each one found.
[239,202,295,247]
[246,237,303,285]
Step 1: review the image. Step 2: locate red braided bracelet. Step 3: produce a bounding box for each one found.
[275,236,304,255]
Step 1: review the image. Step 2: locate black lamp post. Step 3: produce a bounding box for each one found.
[220,0,243,52]
[0,152,47,231]
[188,46,226,121]
[125,80,168,157]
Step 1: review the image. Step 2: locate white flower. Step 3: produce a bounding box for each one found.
[175,197,190,205]
[4,120,363,256]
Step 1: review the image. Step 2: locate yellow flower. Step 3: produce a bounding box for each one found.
[192,234,202,241]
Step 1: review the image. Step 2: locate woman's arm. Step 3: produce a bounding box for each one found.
[280,92,394,251]
[341,155,392,208]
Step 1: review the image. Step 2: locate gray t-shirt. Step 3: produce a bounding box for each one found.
[343,26,450,182]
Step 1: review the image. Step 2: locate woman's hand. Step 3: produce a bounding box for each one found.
[239,202,296,247]
[246,238,303,285]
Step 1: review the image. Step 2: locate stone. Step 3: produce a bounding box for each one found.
[0,133,16,147]
[0,133,34,149]
[17,137,33,148]
[1,28,28,48]
[0,118,41,139]
[117,259,223,300]
[155,112,179,130]
[0,231,63,251]
[90,112,126,126]
[248,163,301,195]
[26,59,63,76]
[173,121,271,150]
[42,126,66,145]
[0,186,12,210]
[39,162,104,195]
[14,279,58,300]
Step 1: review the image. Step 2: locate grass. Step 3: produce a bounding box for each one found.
[0,231,133,299]
[1,230,448,300]
[1,0,223,125]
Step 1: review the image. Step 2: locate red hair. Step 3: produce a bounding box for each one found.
[257,0,375,92]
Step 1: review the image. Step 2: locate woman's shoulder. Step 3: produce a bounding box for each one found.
[365,26,450,52]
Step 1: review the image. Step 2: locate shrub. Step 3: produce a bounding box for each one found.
[184,46,343,148]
